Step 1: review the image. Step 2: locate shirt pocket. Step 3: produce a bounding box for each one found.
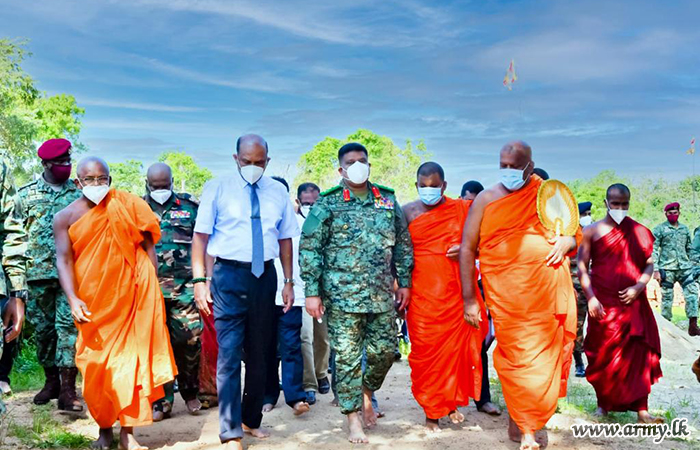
[373,209,396,246]
[170,217,194,244]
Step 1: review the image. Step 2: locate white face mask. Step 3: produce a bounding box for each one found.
[82,185,110,205]
[579,216,593,227]
[609,209,628,224]
[300,205,311,217]
[344,161,370,185]
[239,164,265,185]
[500,161,531,191]
[150,189,172,205]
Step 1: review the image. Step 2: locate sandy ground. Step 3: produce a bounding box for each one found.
[4,337,699,450]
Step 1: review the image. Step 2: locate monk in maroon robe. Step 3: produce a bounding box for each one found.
[577,184,663,423]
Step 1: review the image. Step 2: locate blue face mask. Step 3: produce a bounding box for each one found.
[418,187,443,206]
[500,162,531,191]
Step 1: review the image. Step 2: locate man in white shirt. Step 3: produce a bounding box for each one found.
[192,134,299,450]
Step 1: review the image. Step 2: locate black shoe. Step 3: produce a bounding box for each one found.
[305,391,317,405]
[317,377,330,394]
[575,363,586,378]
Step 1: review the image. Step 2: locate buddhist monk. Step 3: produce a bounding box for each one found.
[54,157,177,450]
[577,184,663,423]
[403,162,487,433]
[460,141,579,450]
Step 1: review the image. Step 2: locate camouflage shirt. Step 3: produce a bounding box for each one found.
[0,157,28,296]
[299,181,414,314]
[17,175,78,282]
[145,192,198,298]
[652,221,693,271]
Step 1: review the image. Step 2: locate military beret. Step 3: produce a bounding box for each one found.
[664,202,680,212]
[37,138,71,161]
[578,202,592,214]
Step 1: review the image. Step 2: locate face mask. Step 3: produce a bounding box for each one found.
[49,164,72,183]
[609,209,628,225]
[579,216,593,227]
[418,187,443,206]
[239,164,265,185]
[81,185,110,205]
[500,162,531,191]
[667,213,679,224]
[344,161,370,185]
[150,189,172,205]
[300,205,311,217]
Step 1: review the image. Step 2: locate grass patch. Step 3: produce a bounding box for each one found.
[9,343,44,392]
[671,305,690,330]
[8,404,92,449]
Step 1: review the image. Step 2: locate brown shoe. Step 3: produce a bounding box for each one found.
[689,317,700,336]
[692,354,700,383]
[33,366,60,405]
[57,367,84,412]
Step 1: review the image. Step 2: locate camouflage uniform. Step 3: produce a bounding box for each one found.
[18,176,80,369]
[0,157,29,412]
[570,256,587,353]
[652,221,698,320]
[146,192,202,407]
[299,181,413,414]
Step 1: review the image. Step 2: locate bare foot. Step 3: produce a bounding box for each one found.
[242,424,270,439]
[347,412,369,444]
[425,418,441,433]
[477,402,502,416]
[293,401,310,416]
[520,432,540,450]
[535,429,549,448]
[508,416,522,443]
[593,407,608,418]
[262,403,274,413]
[362,387,377,428]
[449,409,465,424]
[224,439,243,450]
[119,427,147,450]
[638,410,664,424]
[92,428,113,450]
[186,398,202,415]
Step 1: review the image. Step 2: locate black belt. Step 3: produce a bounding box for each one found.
[215,258,274,269]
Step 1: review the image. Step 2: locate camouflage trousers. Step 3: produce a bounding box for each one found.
[0,297,6,413]
[660,269,699,321]
[327,308,396,415]
[26,280,77,368]
[157,289,203,405]
[574,287,587,354]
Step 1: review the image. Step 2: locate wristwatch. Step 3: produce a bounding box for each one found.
[9,290,28,301]
[283,278,295,285]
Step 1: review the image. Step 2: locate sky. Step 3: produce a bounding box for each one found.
[3,0,700,188]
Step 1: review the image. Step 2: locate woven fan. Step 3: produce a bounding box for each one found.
[537,180,579,237]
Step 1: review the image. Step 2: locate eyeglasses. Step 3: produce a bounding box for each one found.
[78,176,109,186]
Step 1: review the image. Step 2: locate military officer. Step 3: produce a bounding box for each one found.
[300,142,414,444]
[652,202,699,336]
[19,139,82,411]
[144,162,203,420]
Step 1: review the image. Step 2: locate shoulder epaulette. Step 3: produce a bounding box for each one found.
[321,185,343,196]
[178,192,199,205]
[18,179,39,192]
[373,183,395,193]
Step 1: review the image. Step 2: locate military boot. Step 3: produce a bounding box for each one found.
[33,366,60,405]
[573,351,586,378]
[57,367,84,412]
[689,317,700,336]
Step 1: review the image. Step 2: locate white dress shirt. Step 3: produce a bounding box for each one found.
[194,170,300,261]
[275,213,306,307]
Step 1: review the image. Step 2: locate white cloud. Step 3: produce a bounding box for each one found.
[80,98,204,112]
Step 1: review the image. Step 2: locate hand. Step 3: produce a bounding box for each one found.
[194,282,213,316]
[2,297,24,343]
[619,282,643,305]
[306,296,325,320]
[446,245,460,261]
[653,271,661,283]
[395,288,411,311]
[463,300,482,329]
[282,283,295,313]
[546,236,576,266]
[69,297,92,323]
[588,297,606,320]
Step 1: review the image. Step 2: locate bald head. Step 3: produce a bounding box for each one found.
[500,140,534,171]
[236,134,268,155]
[146,162,173,191]
[235,134,270,169]
[76,156,109,178]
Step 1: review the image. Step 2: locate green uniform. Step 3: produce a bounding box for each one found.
[145,192,202,406]
[0,156,29,412]
[18,176,80,369]
[570,256,587,354]
[652,221,698,321]
[299,181,413,414]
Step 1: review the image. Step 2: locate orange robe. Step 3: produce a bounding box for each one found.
[407,198,488,419]
[69,190,176,428]
[479,177,579,434]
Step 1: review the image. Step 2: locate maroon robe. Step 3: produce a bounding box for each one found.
[585,217,662,412]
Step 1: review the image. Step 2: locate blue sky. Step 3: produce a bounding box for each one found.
[3,0,699,188]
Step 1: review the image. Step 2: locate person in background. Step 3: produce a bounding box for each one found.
[460,180,484,201]
[532,168,549,180]
[571,201,593,377]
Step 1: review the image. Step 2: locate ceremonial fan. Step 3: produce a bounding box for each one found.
[536,180,579,237]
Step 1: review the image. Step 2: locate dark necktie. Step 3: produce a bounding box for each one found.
[250,183,264,277]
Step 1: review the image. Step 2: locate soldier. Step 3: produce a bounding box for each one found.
[571,201,593,377]
[144,162,203,420]
[652,202,700,336]
[0,153,29,412]
[300,142,413,444]
[19,139,82,411]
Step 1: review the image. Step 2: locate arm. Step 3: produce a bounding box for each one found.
[651,226,661,281]
[691,229,700,264]
[141,232,158,269]
[278,238,294,312]
[54,211,91,323]
[392,202,414,311]
[192,231,212,315]
[619,256,654,305]
[459,193,487,328]
[299,199,329,320]
[578,227,605,319]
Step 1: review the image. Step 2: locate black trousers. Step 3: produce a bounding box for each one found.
[211,259,276,443]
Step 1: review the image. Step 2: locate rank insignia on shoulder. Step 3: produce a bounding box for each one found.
[170,210,191,219]
[374,197,394,210]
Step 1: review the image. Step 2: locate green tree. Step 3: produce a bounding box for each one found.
[0,39,85,183]
[111,160,144,195]
[294,128,430,202]
[158,151,213,197]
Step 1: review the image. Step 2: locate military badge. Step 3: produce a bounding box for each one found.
[374,197,395,210]
[170,210,191,220]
